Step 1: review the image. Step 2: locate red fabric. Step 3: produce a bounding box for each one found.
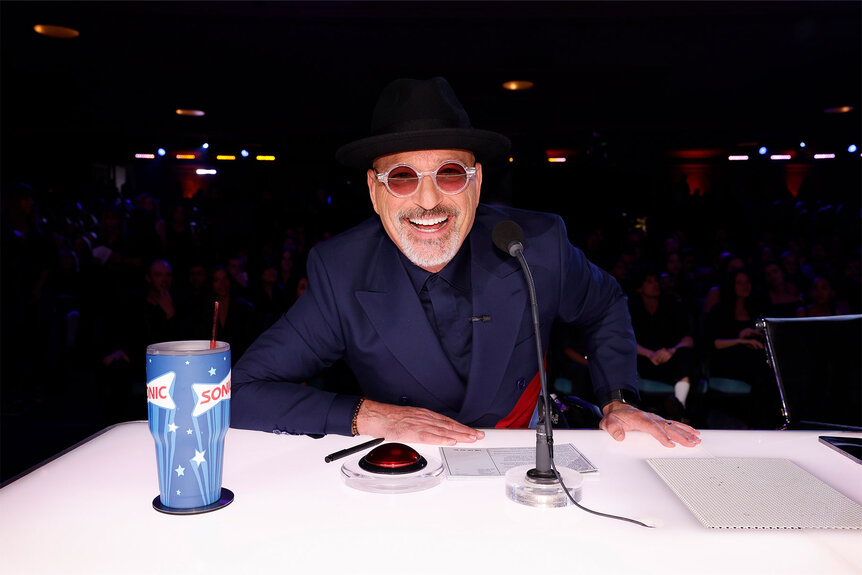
[495,356,546,429]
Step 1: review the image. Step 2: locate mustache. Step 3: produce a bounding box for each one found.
[398,206,459,220]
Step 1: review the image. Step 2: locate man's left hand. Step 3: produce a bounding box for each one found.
[599,401,701,447]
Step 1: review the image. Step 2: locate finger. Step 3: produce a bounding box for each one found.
[410,409,484,438]
[643,419,677,448]
[414,428,480,446]
[600,415,626,442]
[661,420,702,446]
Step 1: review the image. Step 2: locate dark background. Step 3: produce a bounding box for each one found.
[1,1,859,481]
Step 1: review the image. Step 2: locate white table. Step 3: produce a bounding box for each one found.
[1,423,860,575]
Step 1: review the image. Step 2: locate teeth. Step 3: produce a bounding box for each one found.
[409,216,447,225]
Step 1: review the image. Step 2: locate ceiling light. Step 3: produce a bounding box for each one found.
[157,148,167,157]
[135,153,155,159]
[848,145,857,153]
[728,155,749,161]
[176,154,196,160]
[256,155,276,161]
[216,155,236,161]
[196,169,217,175]
[758,147,768,155]
[240,149,249,158]
[824,106,853,114]
[502,80,534,91]
[176,109,206,117]
[34,24,80,39]
[770,155,791,160]
[814,154,835,159]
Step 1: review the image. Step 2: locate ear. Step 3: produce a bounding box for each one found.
[367,169,380,214]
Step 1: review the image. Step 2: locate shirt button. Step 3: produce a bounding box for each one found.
[398,395,410,405]
[517,377,527,391]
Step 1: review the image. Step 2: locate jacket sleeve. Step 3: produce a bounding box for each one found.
[552,216,638,403]
[230,248,360,436]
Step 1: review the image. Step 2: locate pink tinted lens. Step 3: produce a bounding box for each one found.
[435,163,468,192]
[387,166,420,195]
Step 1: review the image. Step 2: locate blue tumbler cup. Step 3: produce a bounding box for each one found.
[146,340,233,513]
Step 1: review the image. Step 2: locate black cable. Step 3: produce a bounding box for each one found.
[550,459,654,528]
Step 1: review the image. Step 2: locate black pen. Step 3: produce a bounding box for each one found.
[324,437,385,463]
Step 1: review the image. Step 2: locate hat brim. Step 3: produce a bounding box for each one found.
[335,128,511,171]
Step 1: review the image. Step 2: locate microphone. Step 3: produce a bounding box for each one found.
[492,221,557,486]
[492,220,524,257]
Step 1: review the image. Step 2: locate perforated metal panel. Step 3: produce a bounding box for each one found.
[647,458,862,529]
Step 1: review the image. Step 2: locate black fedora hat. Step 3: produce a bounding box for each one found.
[335,77,511,170]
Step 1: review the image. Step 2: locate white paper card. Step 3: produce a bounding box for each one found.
[440,443,597,477]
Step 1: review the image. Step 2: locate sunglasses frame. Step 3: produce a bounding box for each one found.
[375,160,477,198]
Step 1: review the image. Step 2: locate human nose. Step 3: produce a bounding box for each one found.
[412,172,443,209]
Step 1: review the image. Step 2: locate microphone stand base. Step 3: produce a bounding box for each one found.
[504,465,584,508]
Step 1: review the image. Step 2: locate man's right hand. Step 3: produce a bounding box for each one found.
[355,399,485,445]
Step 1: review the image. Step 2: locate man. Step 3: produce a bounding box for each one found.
[232,77,699,448]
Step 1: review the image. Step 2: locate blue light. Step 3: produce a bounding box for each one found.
[157,148,166,157]
[799,142,806,148]
[241,149,249,158]
[758,147,768,155]
[849,145,858,153]
[202,143,209,149]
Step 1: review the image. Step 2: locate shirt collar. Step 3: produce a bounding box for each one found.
[399,241,472,294]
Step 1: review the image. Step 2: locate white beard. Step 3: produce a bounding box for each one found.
[396,207,461,269]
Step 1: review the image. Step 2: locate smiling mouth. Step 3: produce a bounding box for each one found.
[407,215,449,233]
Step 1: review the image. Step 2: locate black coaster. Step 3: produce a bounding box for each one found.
[152,488,234,515]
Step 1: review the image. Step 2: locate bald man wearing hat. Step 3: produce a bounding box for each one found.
[232,77,700,448]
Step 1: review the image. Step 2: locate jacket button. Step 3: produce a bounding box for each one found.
[398,395,410,405]
[517,377,528,391]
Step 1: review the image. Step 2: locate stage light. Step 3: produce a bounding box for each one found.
[728,155,749,161]
[824,106,853,114]
[135,153,155,159]
[202,143,209,149]
[196,169,217,175]
[176,109,205,117]
[799,142,806,148]
[256,155,276,161]
[758,147,768,155]
[502,81,534,91]
[547,157,567,163]
[770,155,791,161]
[34,24,79,39]
[157,148,166,157]
[848,145,857,153]
[814,154,835,159]
[216,155,236,160]
[241,150,249,158]
[176,154,196,160]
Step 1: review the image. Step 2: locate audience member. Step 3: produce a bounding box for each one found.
[209,265,258,361]
[797,276,850,317]
[627,267,699,418]
[759,260,802,318]
[704,270,777,427]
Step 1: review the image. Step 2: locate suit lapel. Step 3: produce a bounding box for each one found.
[355,236,465,412]
[458,215,528,423]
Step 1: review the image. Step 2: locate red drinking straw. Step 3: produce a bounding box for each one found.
[210,300,219,349]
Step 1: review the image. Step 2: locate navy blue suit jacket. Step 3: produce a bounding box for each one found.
[231,204,637,435]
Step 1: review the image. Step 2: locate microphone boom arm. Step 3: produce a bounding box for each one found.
[513,247,555,479]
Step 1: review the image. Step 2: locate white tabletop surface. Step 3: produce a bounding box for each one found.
[1,423,861,575]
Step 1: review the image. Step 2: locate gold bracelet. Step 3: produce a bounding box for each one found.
[351,397,365,436]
